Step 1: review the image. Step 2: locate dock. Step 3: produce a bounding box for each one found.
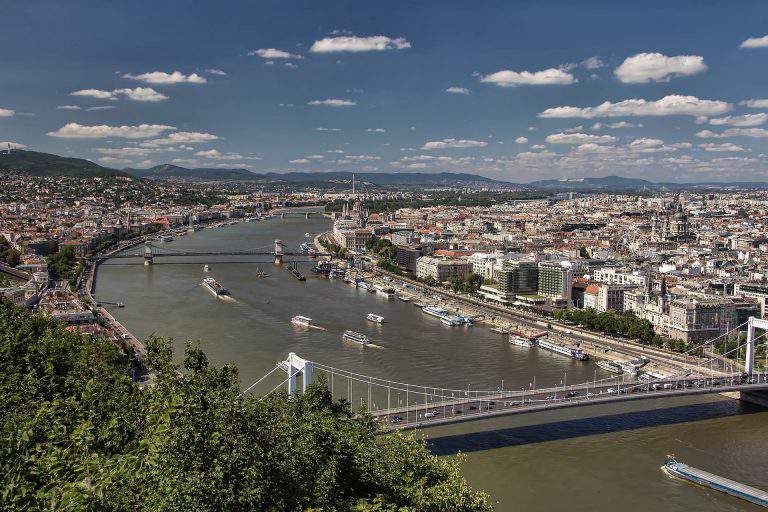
[663,459,768,508]
[286,264,306,281]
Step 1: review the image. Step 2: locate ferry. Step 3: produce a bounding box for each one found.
[343,330,370,345]
[291,315,313,327]
[201,277,229,297]
[662,457,768,508]
[366,313,385,323]
[422,305,462,326]
[509,335,537,348]
[441,317,460,326]
[538,339,589,361]
[397,295,411,302]
[596,360,623,374]
[203,264,210,273]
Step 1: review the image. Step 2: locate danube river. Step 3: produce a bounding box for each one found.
[96,216,768,512]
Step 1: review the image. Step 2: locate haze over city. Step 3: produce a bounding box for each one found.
[2,1,768,182]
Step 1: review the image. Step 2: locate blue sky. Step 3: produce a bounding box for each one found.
[2,0,768,182]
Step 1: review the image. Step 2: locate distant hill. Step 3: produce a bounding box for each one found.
[125,166,504,186]
[126,164,255,180]
[529,175,768,191]
[0,150,131,178]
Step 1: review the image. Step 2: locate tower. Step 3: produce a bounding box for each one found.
[143,241,154,266]
[274,239,284,265]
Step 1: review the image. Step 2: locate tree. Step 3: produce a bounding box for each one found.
[0,300,491,511]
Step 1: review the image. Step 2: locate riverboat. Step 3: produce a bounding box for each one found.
[291,315,313,327]
[366,313,385,323]
[538,339,589,360]
[343,330,370,345]
[201,277,229,297]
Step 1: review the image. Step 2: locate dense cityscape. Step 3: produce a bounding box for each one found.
[4,1,768,510]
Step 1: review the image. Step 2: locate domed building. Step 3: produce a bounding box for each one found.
[651,195,695,243]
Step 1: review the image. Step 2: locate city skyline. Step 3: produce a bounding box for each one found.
[2,0,768,182]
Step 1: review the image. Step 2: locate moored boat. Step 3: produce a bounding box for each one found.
[538,339,589,360]
[509,335,536,348]
[597,360,624,374]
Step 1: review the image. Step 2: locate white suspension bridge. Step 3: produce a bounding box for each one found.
[243,317,768,431]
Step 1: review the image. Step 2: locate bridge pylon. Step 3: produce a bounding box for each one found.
[274,239,284,265]
[283,353,313,397]
[143,241,154,266]
[746,317,768,375]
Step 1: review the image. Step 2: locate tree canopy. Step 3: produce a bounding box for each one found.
[0,300,491,511]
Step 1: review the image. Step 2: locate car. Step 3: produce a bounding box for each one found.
[391,415,403,423]
[452,408,463,414]
[564,391,579,398]
[663,383,674,390]
[651,383,662,390]
[607,388,617,394]
[423,411,438,418]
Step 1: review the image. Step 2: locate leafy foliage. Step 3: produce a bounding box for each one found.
[0,300,490,511]
[0,236,21,267]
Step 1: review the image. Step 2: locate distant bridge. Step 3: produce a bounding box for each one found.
[107,240,329,265]
[244,317,768,431]
[271,208,326,219]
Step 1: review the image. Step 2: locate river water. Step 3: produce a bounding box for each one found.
[96,216,768,511]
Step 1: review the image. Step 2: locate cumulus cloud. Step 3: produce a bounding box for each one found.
[515,136,528,144]
[629,138,664,149]
[94,147,155,157]
[307,99,356,107]
[699,143,747,152]
[290,158,310,164]
[614,53,707,83]
[366,128,386,133]
[696,128,768,139]
[445,86,470,94]
[146,131,219,145]
[315,127,341,131]
[421,138,488,150]
[741,99,768,109]
[251,48,303,60]
[539,95,731,119]
[709,113,768,127]
[47,123,175,139]
[71,87,168,102]
[97,156,132,166]
[740,35,768,49]
[0,141,26,149]
[56,105,81,110]
[310,35,411,53]
[581,56,606,69]
[344,155,381,161]
[545,132,617,144]
[592,121,637,130]
[86,106,116,111]
[194,149,251,160]
[480,67,575,87]
[123,71,206,84]
[206,68,227,76]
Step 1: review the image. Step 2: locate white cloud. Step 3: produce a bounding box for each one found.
[0,108,13,117]
[366,128,386,133]
[248,48,303,59]
[315,127,341,131]
[515,136,528,144]
[539,95,731,119]
[327,149,345,153]
[86,105,116,111]
[699,143,747,152]
[741,99,768,109]
[310,35,411,53]
[446,86,470,95]
[206,68,227,76]
[629,138,664,149]
[581,56,606,69]
[123,71,206,84]
[480,67,575,87]
[284,62,298,69]
[97,156,132,166]
[94,147,155,157]
[575,143,615,154]
[545,132,617,144]
[530,144,546,149]
[71,87,168,102]
[0,141,26,149]
[115,87,168,102]
[614,53,707,83]
[146,131,219,145]
[696,128,768,139]
[47,123,175,139]
[289,158,310,164]
[709,113,768,127]
[592,121,637,130]
[194,149,249,160]
[421,138,489,150]
[307,99,356,107]
[740,35,768,49]
[56,105,81,110]
[344,155,381,161]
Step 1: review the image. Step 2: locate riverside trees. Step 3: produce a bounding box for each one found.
[0,300,490,511]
